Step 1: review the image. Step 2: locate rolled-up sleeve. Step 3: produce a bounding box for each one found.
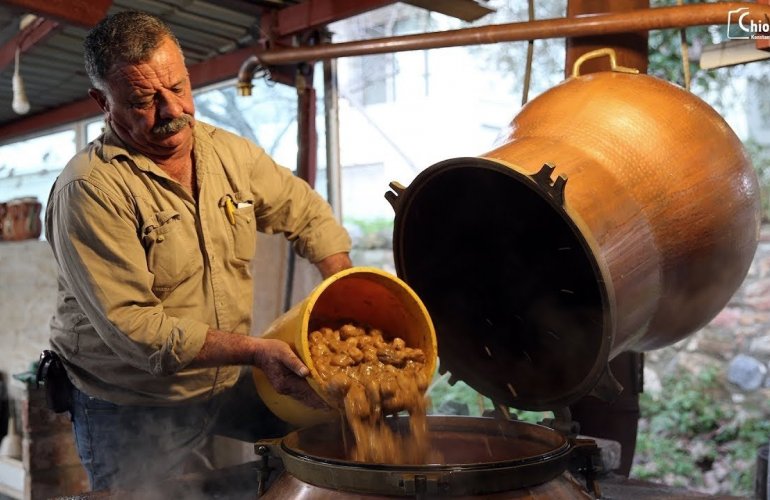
[47,178,209,376]
[247,145,351,263]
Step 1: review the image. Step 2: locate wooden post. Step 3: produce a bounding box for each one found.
[565,0,648,478]
[565,0,650,76]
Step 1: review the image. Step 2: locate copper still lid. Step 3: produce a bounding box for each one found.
[258,416,586,497]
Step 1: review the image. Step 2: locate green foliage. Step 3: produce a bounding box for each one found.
[426,369,551,424]
[344,217,394,235]
[633,367,770,495]
[426,373,493,417]
[648,0,736,107]
[642,368,729,435]
[715,418,770,492]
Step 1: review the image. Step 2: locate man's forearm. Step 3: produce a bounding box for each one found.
[315,252,353,279]
[188,329,257,368]
[189,329,310,377]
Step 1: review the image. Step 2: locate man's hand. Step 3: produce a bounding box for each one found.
[252,338,328,409]
[190,330,328,409]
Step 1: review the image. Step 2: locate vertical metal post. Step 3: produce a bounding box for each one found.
[295,64,317,187]
[74,119,88,151]
[285,64,316,312]
[323,56,342,221]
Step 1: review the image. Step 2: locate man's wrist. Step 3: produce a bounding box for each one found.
[315,252,352,279]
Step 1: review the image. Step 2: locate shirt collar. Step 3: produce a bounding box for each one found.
[97,121,205,176]
[98,122,157,174]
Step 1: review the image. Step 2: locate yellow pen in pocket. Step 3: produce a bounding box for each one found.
[224,196,236,225]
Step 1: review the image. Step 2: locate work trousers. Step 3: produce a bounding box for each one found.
[69,368,288,492]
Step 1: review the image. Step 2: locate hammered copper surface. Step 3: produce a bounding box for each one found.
[485,71,760,351]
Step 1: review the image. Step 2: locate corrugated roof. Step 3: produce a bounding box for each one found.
[0,0,286,136]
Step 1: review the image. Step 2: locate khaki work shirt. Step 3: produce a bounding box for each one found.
[45,121,351,406]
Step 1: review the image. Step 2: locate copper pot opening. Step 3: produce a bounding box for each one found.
[392,160,609,410]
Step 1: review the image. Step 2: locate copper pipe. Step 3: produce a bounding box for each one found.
[257,3,770,65]
[237,55,260,96]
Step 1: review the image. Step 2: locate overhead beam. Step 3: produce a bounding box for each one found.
[0,18,58,73]
[700,39,770,69]
[4,1,769,144]
[0,0,112,28]
[272,0,396,38]
[404,0,494,22]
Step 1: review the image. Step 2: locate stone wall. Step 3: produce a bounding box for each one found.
[0,241,58,383]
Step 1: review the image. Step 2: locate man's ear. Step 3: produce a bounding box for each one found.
[88,88,109,114]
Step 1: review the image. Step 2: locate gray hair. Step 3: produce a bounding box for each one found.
[84,11,182,89]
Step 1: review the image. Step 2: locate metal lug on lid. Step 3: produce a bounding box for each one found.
[529,163,568,207]
[587,363,623,402]
[385,181,406,211]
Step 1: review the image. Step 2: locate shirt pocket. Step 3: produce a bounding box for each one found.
[142,210,199,292]
[220,194,257,262]
[52,309,90,357]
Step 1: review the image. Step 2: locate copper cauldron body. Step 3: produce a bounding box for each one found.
[386,65,761,410]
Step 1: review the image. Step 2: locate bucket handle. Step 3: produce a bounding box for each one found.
[572,48,640,78]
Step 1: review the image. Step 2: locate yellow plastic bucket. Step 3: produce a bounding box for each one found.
[252,266,437,428]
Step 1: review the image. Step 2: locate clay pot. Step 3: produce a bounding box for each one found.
[1,197,42,241]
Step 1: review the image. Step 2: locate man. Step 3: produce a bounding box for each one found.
[44,10,351,491]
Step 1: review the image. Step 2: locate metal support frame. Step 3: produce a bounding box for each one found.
[3,2,769,145]
[253,2,770,66]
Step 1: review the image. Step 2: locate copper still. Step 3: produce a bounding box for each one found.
[257,50,761,498]
[386,49,760,411]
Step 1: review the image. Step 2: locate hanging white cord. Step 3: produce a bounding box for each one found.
[12,46,31,114]
[521,0,535,105]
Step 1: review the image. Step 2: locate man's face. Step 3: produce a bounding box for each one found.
[92,36,196,160]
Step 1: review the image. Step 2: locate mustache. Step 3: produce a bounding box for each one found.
[151,115,193,135]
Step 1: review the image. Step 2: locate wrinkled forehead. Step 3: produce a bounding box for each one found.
[104,37,188,88]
